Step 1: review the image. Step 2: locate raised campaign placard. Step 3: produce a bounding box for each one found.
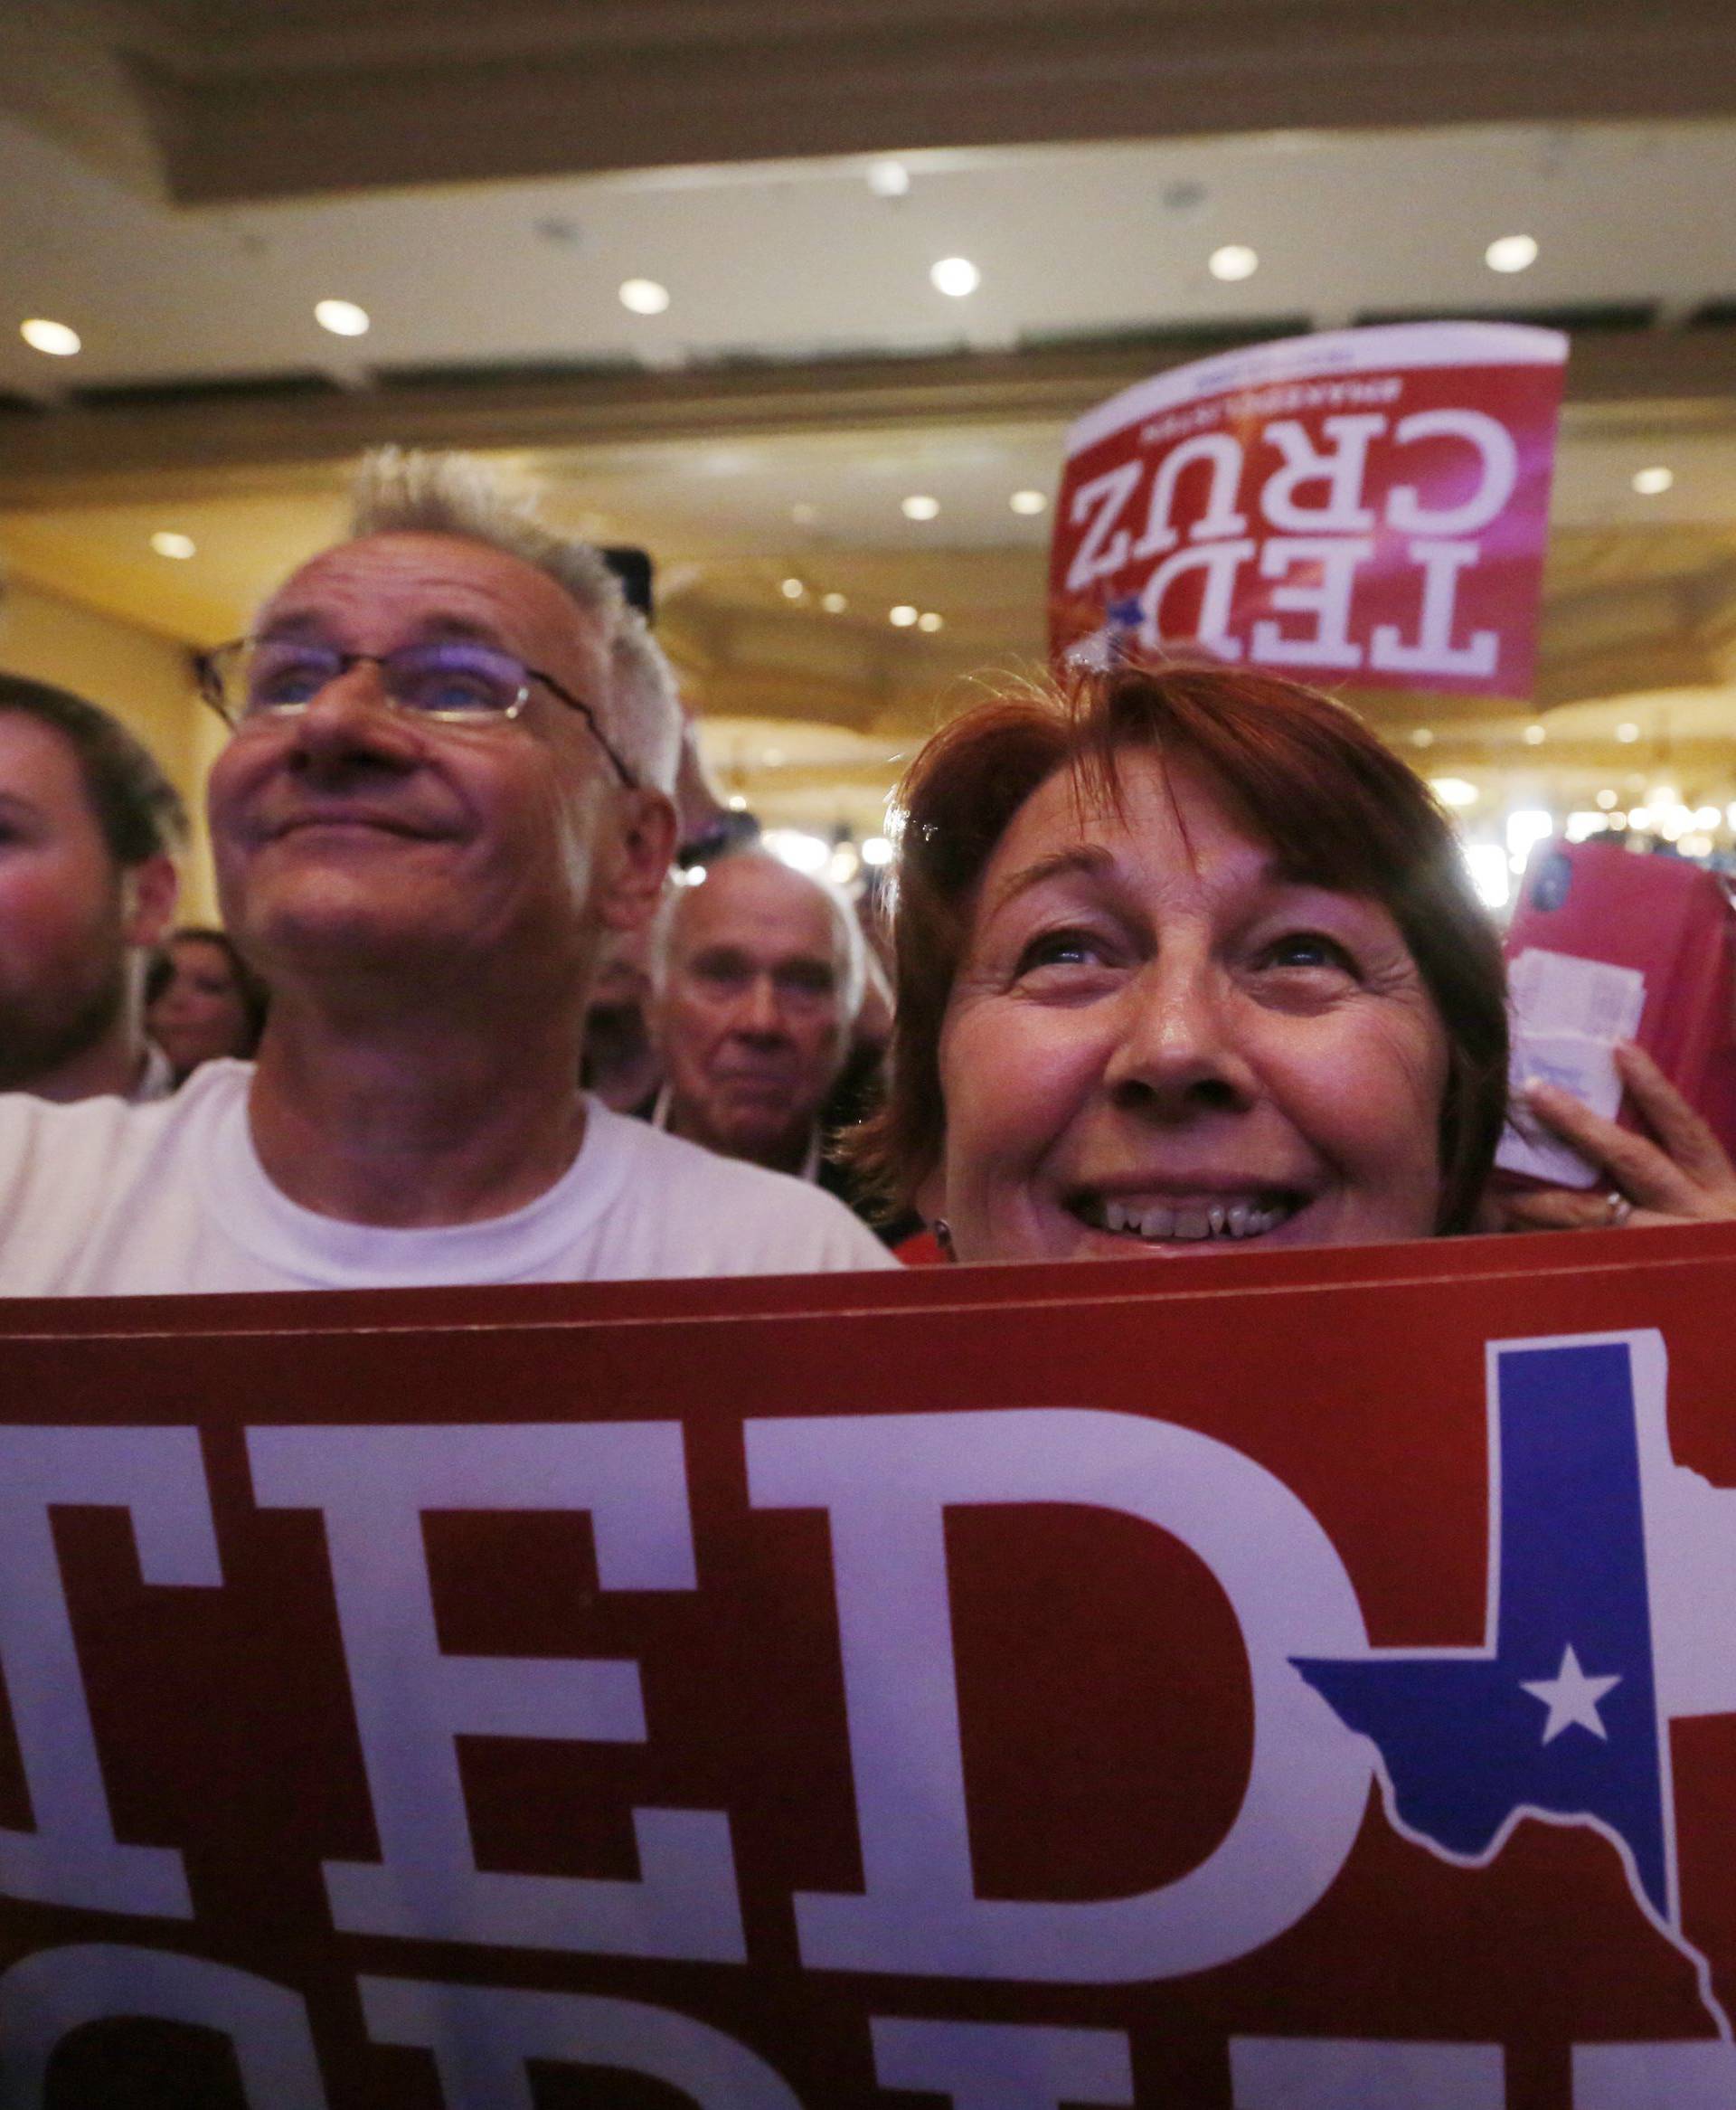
[1049,321,1568,700]
[6,1226,1736,2107]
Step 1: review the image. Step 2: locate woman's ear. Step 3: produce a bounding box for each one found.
[913,1159,947,1229]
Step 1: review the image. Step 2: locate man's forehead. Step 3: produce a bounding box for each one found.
[262,532,601,658]
[681,857,838,958]
[0,712,93,809]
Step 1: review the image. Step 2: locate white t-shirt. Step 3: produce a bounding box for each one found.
[0,1061,895,1296]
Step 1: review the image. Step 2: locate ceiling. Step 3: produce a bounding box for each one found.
[4,1,1736,844]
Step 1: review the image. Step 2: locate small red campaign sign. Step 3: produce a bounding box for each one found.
[1049,321,1568,701]
[7,1228,1736,2106]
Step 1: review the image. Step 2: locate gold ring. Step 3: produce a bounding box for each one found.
[1605,1190,1634,1227]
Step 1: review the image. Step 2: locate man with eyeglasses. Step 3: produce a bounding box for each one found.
[0,449,892,1293]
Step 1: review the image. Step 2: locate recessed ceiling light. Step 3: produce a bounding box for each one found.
[20,317,80,356]
[867,161,910,198]
[1009,488,1048,516]
[1633,465,1675,496]
[901,494,939,521]
[1617,722,1641,743]
[780,577,806,601]
[1596,790,1618,809]
[1524,723,1546,745]
[889,604,919,627]
[917,610,945,632]
[821,591,848,613]
[1429,777,1479,809]
[1485,233,1539,274]
[618,278,670,316]
[727,793,748,811]
[1411,727,1435,748]
[314,298,370,337]
[149,531,196,560]
[930,256,980,298]
[1208,244,1260,282]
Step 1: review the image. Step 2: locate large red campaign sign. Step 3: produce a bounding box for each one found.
[1049,321,1567,700]
[6,1228,1736,2105]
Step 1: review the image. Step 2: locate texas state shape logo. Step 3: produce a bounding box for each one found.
[1297,1330,1736,2042]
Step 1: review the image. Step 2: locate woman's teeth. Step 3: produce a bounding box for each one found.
[1094,1197,1291,1243]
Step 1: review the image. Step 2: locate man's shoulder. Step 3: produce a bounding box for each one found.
[588,1103,897,1273]
[0,1062,245,1216]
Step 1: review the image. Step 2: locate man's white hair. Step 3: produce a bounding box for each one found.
[347,447,682,792]
[649,847,866,1024]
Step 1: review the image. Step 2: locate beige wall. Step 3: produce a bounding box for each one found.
[0,576,221,920]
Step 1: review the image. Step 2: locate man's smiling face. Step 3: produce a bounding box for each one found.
[209,532,626,999]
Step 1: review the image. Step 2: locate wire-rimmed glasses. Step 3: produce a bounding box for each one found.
[195,637,638,789]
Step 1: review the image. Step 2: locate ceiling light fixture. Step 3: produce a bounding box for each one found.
[314,298,370,337]
[821,591,848,614]
[1208,244,1259,282]
[930,256,980,298]
[149,531,196,560]
[901,494,939,521]
[1485,233,1539,274]
[1411,728,1435,748]
[1429,777,1479,809]
[20,317,80,356]
[1633,466,1675,496]
[1009,489,1048,516]
[780,577,806,600]
[618,279,671,316]
[917,611,944,632]
[1617,723,1641,743]
[867,161,910,198]
[1523,723,1546,745]
[890,604,919,628]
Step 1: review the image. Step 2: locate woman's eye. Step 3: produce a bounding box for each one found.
[1014,928,1107,976]
[1262,931,1357,975]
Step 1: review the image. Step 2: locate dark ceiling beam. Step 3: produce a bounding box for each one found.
[127,0,1736,205]
[2,325,1734,508]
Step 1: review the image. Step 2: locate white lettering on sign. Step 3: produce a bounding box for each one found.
[1369,540,1498,679]
[1258,416,1385,533]
[1063,461,1145,591]
[871,2016,1135,2107]
[1131,431,1248,558]
[1250,537,1373,669]
[1139,541,1254,659]
[1384,409,1518,536]
[246,1424,744,1960]
[359,1977,803,2110]
[0,1426,222,1916]
[1572,2041,1736,2108]
[1231,2037,1505,2108]
[745,1406,1372,1982]
[0,1944,328,2109]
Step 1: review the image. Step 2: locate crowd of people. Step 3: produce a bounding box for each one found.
[1,445,1732,1298]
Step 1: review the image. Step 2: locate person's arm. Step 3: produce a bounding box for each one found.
[1500,1040,1736,1230]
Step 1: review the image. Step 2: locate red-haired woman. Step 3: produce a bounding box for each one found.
[852,664,1512,1263]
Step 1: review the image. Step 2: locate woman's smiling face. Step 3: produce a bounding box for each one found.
[928,746,1450,1263]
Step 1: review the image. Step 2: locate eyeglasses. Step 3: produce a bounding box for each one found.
[195,637,638,788]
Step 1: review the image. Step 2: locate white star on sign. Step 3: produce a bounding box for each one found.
[1521,1643,1622,1745]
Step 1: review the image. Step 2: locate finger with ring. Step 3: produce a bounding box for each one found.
[1605,1190,1634,1227]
